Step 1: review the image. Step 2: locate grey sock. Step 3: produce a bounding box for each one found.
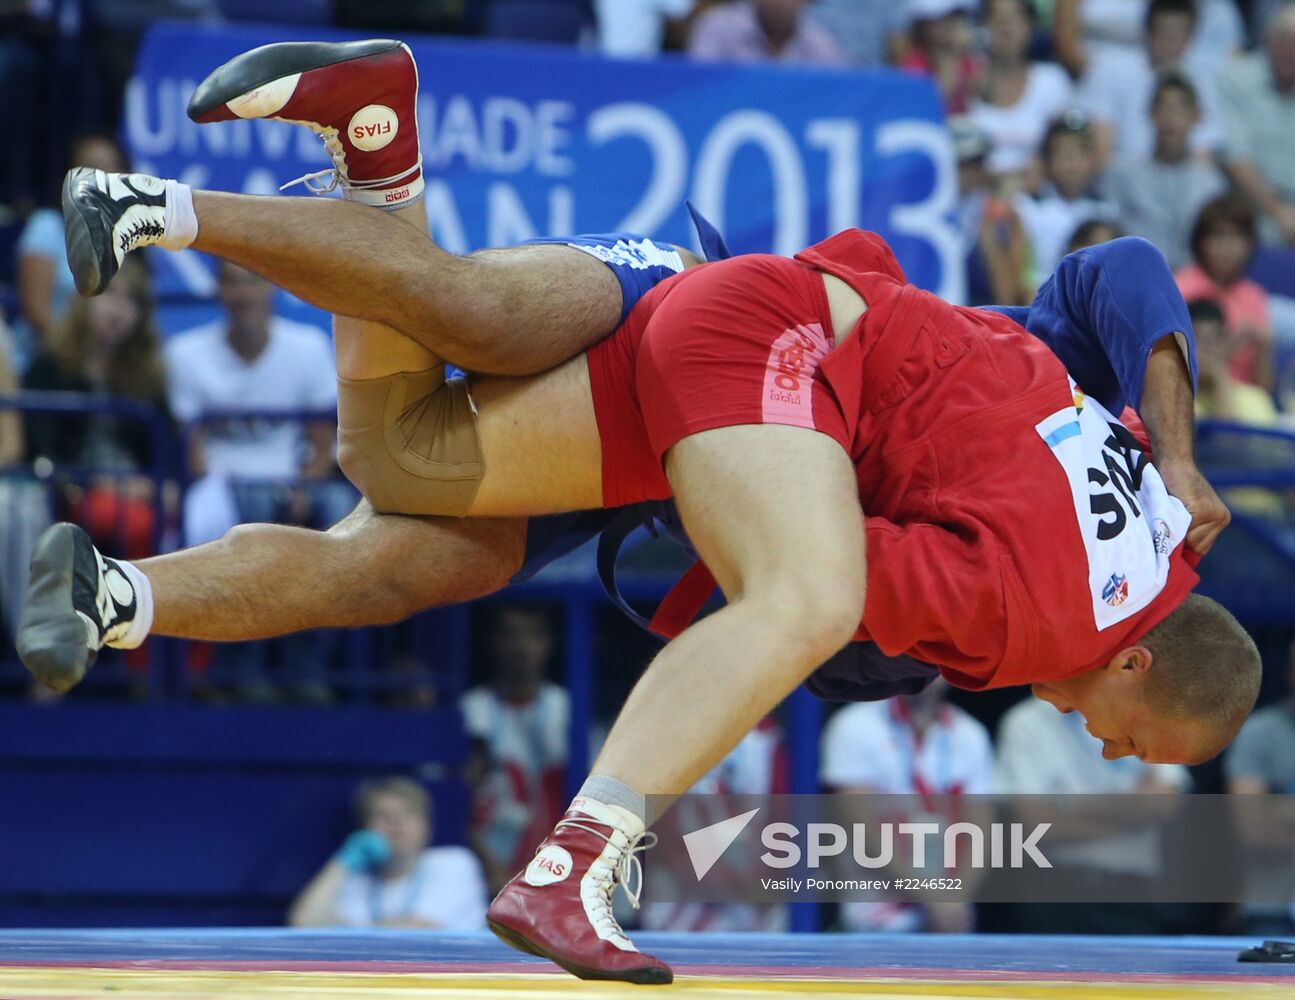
[578,774,651,825]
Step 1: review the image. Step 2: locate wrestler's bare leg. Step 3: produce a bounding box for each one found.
[191,192,620,375]
[592,424,866,796]
[138,503,525,641]
[332,201,607,516]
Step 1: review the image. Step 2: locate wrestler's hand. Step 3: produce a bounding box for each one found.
[1158,458,1230,556]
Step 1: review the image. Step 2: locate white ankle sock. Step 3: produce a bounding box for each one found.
[106,559,155,650]
[159,179,198,250]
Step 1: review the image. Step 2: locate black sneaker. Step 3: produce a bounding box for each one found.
[62,167,168,296]
[16,523,138,693]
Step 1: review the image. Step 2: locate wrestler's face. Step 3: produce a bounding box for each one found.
[1031,659,1213,764]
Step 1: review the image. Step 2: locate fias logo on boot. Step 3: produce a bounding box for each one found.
[524,845,573,886]
[349,104,398,150]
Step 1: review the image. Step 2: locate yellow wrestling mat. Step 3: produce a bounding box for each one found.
[2,930,1294,999]
[2,968,1295,999]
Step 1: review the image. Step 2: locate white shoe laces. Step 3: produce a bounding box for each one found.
[555,817,658,934]
[278,123,422,195]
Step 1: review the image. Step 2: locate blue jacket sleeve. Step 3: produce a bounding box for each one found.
[979,237,1197,413]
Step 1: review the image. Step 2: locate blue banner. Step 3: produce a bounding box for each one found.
[126,22,962,321]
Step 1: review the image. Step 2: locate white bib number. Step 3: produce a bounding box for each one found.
[1035,386,1191,632]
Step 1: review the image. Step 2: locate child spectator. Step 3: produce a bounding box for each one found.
[289,776,487,928]
[953,117,1032,305]
[22,255,167,560]
[1013,113,1118,286]
[1190,299,1278,425]
[1075,0,1221,161]
[969,0,1074,181]
[1176,193,1274,390]
[1101,72,1228,269]
[901,0,982,113]
[1065,217,1123,254]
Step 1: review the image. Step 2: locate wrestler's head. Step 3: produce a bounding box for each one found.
[1031,595,1261,764]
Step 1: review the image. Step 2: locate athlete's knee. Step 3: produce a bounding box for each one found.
[328,502,525,620]
[336,366,485,517]
[748,573,864,665]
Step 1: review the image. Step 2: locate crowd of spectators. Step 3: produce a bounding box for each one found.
[4,0,1295,938]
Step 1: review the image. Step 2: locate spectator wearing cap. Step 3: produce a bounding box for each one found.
[1075,0,1222,163]
[1175,193,1275,390]
[900,0,983,113]
[953,117,1032,305]
[289,776,488,929]
[969,0,1075,181]
[1101,72,1227,270]
[1012,113,1118,286]
[687,0,847,65]
[1219,2,1295,245]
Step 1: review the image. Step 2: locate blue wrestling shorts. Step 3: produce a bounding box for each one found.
[522,232,687,323]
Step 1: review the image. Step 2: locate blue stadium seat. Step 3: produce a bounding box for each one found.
[485,0,592,44]
[1248,244,1295,299]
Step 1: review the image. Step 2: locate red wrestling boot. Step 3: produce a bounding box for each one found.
[187,39,422,207]
[486,796,672,984]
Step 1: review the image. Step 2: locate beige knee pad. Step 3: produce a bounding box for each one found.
[336,366,484,516]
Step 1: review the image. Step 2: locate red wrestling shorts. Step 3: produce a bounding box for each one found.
[585,254,852,507]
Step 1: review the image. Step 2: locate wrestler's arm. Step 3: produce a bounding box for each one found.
[982,237,1228,554]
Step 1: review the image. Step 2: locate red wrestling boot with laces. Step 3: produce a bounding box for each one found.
[187,39,422,207]
[486,796,672,984]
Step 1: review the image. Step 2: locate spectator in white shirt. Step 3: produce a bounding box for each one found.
[820,681,994,933]
[642,718,789,932]
[165,261,355,703]
[1013,112,1118,287]
[461,604,569,891]
[289,776,488,929]
[969,0,1075,180]
[596,0,695,56]
[996,695,1191,933]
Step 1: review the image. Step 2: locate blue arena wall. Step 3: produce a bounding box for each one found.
[0,703,468,926]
